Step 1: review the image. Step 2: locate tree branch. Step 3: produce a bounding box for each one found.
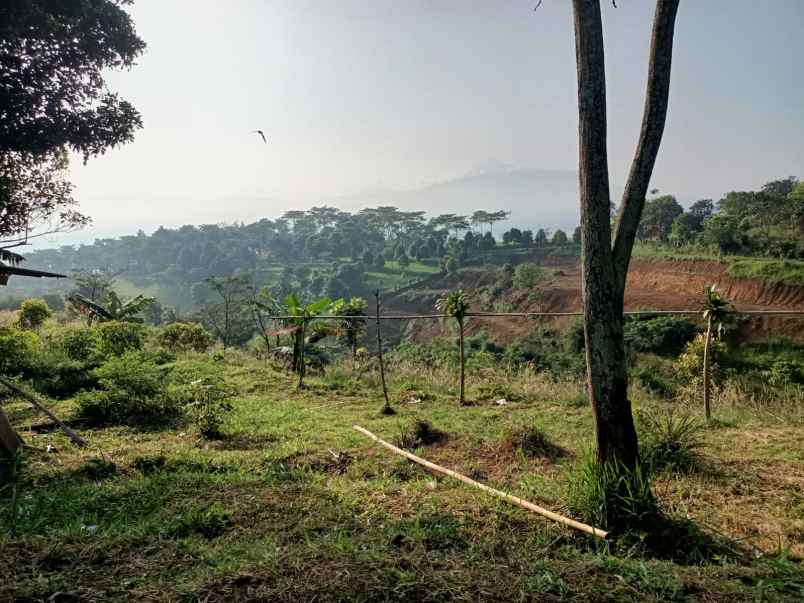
[611,0,680,292]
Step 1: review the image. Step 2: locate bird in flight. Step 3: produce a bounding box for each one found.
[252,130,267,143]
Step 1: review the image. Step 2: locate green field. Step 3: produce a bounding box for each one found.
[3,343,803,601]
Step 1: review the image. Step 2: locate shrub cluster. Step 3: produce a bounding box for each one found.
[157,322,214,353]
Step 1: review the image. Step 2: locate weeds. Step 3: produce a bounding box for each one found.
[637,408,706,473]
[163,502,232,539]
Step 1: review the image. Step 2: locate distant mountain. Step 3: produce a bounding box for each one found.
[332,163,582,234]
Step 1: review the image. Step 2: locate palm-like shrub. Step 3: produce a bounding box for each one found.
[282,294,336,388]
[701,285,733,420]
[435,290,469,405]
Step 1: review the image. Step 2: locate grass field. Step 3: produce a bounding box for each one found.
[633,244,804,287]
[3,351,804,601]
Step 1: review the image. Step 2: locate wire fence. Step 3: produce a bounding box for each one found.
[268,309,804,321]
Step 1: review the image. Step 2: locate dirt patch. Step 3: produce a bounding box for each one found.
[388,256,804,345]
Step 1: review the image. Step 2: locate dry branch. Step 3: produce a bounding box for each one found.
[0,377,88,448]
[353,425,607,539]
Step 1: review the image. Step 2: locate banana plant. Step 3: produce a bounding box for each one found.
[283,294,337,388]
[701,285,733,420]
[68,291,155,324]
[436,289,469,405]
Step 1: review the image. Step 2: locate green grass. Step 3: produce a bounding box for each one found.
[2,349,804,601]
[633,243,804,287]
[727,259,804,286]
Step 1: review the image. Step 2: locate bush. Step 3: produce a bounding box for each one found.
[0,327,40,376]
[76,352,182,426]
[675,333,726,400]
[17,299,51,330]
[513,263,547,289]
[504,328,585,377]
[157,322,214,353]
[93,352,164,399]
[50,325,103,363]
[97,321,146,356]
[637,409,705,473]
[631,356,677,398]
[624,315,698,356]
[32,349,99,398]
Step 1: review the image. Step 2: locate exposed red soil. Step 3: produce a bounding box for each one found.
[386,258,804,344]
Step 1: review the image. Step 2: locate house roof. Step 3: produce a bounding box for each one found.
[0,262,67,285]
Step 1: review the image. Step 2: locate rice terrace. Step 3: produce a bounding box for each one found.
[1,1,804,601]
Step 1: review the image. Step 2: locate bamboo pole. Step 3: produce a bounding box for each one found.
[0,377,88,448]
[353,425,608,539]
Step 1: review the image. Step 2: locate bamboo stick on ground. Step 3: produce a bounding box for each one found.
[0,377,88,448]
[353,424,607,539]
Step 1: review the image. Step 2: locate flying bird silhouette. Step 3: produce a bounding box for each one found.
[252,130,267,143]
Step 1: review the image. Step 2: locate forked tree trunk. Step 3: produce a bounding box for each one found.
[572,0,680,467]
[703,315,713,420]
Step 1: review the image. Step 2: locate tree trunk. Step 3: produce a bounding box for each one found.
[0,404,22,460]
[571,0,680,468]
[458,317,466,405]
[611,0,681,291]
[703,315,713,421]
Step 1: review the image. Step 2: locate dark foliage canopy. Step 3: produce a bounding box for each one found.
[0,0,144,245]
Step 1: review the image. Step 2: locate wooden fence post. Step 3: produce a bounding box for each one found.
[375,290,393,415]
[297,317,307,389]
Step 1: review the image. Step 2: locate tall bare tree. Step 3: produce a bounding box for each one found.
[571,0,681,466]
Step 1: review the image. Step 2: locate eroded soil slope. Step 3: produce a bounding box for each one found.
[385,257,804,344]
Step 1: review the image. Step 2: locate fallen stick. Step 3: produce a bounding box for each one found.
[353,425,607,539]
[0,377,88,448]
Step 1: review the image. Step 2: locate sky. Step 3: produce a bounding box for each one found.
[46,0,804,248]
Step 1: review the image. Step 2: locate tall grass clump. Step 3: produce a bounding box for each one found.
[567,453,657,531]
[637,408,705,473]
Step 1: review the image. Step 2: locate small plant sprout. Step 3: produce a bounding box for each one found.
[187,377,237,440]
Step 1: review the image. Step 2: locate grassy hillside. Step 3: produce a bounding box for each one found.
[3,322,804,601]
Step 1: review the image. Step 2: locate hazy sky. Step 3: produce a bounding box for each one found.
[52,0,803,247]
